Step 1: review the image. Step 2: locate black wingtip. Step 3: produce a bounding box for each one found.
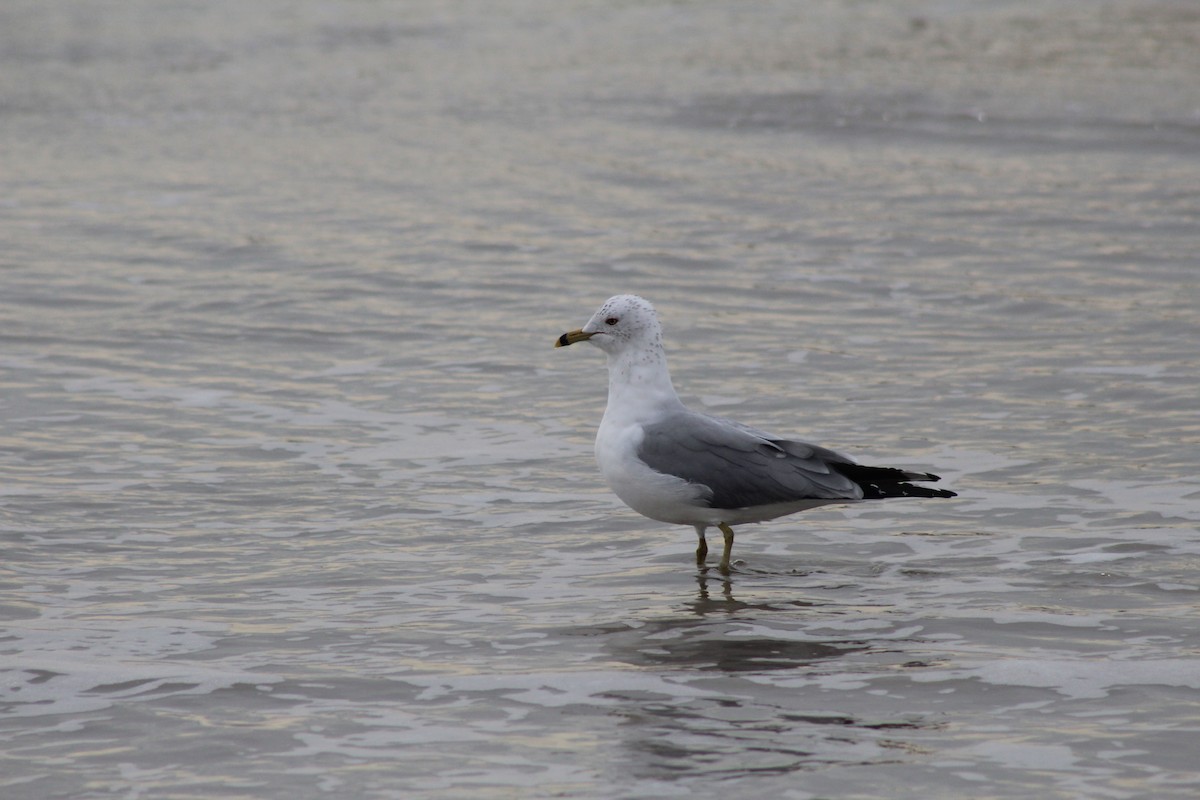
[830,462,956,500]
[862,483,957,500]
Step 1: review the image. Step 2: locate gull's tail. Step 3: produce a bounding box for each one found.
[830,463,957,500]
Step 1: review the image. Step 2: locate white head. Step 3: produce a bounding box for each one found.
[557,294,682,409]
[555,295,663,355]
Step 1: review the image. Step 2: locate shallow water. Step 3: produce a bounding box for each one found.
[3,1,1200,798]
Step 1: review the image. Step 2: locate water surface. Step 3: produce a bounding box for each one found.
[2,1,1199,798]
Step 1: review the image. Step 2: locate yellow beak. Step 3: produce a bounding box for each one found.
[555,329,595,348]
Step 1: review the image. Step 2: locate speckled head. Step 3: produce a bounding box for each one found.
[555,295,663,355]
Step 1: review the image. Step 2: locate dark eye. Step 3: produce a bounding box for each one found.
[605,317,619,326]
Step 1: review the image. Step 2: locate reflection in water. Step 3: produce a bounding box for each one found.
[593,631,904,781]
[588,575,936,781]
[690,571,818,616]
[625,629,862,672]
[592,579,867,673]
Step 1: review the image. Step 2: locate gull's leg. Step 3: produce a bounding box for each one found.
[694,524,708,566]
[718,522,735,574]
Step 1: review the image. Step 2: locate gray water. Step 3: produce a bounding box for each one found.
[3,1,1200,798]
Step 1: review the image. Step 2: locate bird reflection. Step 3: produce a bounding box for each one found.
[585,584,861,673]
[689,571,819,617]
[692,570,736,610]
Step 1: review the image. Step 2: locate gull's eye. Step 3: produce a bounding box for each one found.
[605,317,619,326]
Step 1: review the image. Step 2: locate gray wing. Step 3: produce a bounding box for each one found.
[636,411,863,510]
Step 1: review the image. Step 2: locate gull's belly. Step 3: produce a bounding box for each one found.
[595,420,714,525]
[603,455,713,525]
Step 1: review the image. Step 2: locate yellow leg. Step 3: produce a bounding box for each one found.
[718,522,735,574]
[694,526,708,566]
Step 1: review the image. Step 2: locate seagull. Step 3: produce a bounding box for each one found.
[555,294,955,574]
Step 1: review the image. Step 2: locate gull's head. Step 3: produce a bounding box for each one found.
[555,294,662,355]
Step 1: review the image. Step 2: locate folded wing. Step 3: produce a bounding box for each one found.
[637,411,863,510]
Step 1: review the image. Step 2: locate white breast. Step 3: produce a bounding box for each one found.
[594,418,715,526]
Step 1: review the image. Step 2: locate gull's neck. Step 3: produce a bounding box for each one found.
[602,339,684,424]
